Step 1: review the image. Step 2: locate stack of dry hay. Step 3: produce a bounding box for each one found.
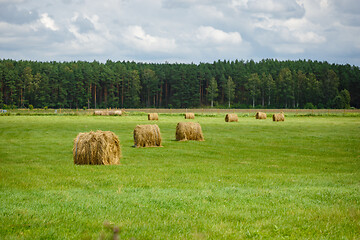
[255,112,267,119]
[273,112,285,121]
[133,124,162,147]
[148,113,159,120]
[176,122,204,141]
[94,110,122,116]
[185,113,195,119]
[225,113,238,122]
[109,110,122,116]
[73,130,121,165]
[94,110,108,116]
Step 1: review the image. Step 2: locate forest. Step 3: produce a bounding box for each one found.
[0,59,359,109]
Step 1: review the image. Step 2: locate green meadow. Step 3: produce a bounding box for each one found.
[0,114,359,239]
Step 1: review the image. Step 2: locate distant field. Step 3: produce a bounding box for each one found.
[2,108,360,116]
[0,115,359,239]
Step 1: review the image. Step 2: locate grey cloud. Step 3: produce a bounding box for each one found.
[0,0,359,65]
[332,0,360,14]
[61,0,86,6]
[73,16,95,33]
[0,3,39,24]
[338,14,360,27]
[330,0,360,27]
[161,0,225,9]
[247,0,305,19]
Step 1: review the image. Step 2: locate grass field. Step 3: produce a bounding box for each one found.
[0,114,359,239]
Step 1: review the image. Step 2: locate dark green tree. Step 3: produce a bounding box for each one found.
[126,70,141,107]
[142,68,159,107]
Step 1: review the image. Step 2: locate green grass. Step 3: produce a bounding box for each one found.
[1,115,359,239]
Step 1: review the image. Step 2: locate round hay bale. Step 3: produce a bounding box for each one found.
[176,122,204,141]
[185,113,195,119]
[255,112,267,119]
[273,112,285,122]
[148,113,159,120]
[109,110,122,116]
[73,130,121,165]
[94,110,109,116]
[133,124,162,147]
[225,113,238,122]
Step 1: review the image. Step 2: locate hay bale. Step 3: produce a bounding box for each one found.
[185,113,195,119]
[273,112,285,122]
[73,130,121,165]
[109,110,122,116]
[133,124,162,147]
[176,122,204,141]
[148,113,159,120]
[255,112,267,119]
[225,113,238,122]
[94,110,109,116]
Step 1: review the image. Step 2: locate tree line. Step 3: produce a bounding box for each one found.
[0,59,359,109]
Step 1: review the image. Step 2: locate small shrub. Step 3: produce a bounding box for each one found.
[29,104,34,110]
[304,102,316,109]
[3,104,17,109]
[44,106,48,110]
[317,103,325,109]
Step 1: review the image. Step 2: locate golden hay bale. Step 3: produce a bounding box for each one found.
[94,110,109,116]
[255,112,267,119]
[148,113,159,120]
[73,130,121,165]
[109,110,122,116]
[185,113,195,119]
[133,124,162,147]
[176,122,204,141]
[225,113,238,122]
[273,112,285,122]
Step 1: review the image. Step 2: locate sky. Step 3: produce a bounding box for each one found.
[0,0,360,66]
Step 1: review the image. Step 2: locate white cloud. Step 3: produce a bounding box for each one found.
[195,5,224,19]
[196,26,242,44]
[39,13,58,31]
[249,0,289,13]
[252,13,327,45]
[320,0,329,9]
[293,31,326,44]
[122,25,177,53]
[230,0,249,9]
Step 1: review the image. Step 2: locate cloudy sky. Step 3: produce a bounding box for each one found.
[1,0,360,65]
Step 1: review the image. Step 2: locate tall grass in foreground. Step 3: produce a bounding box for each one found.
[0,115,359,239]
